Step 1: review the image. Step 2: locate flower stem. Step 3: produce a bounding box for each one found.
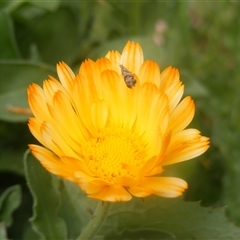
[76,201,112,240]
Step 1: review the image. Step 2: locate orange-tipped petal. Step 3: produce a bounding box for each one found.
[89,185,132,202]
[29,145,76,182]
[168,96,195,133]
[120,41,144,74]
[139,177,187,198]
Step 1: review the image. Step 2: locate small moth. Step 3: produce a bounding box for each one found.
[119,64,137,88]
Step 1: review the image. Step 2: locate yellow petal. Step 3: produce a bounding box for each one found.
[43,78,65,105]
[29,145,76,182]
[28,84,51,121]
[137,156,163,178]
[166,81,184,113]
[138,60,161,86]
[51,90,88,142]
[28,118,45,146]
[120,41,143,74]
[72,74,98,136]
[105,50,121,73]
[40,121,74,157]
[162,129,210,165]
[56,62,75,94]
[160,66,180,92]
[127,185,153,197]
[91,100,109,130]
[140,177,187,197]
[89,185,132,202]
[171,138,209,162]
[168,96,195,133]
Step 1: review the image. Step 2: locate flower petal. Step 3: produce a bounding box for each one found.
[28,118,45,146]
[105,50,121,73]
[166,81,184,113]
[28,84,51,121]
[163,129,210,166]
[72,73,98,136]
[51,90,88,142]
[57,62,75,94]
[88,185,132,202]
[29,145,76,182]
[140,177,187,197]
[138,60,161,86]
[120,41,144,74]
[168,96,195,133]
[43,78,65,105]
[160,66,180,92]
[91,100,109,130]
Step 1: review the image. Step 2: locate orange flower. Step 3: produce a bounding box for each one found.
[28,41,209,202]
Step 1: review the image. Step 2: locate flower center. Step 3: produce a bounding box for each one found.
[83,128,147,182]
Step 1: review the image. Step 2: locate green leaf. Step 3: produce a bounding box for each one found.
[100,196,240,239]
[0,222,8,240]
[22,224,43,240]
[58,180,97,239]
[181,71,210,98]
[0,60,55,94]
[24,151,67,239]
[0,60,55,122]
[0,148,25,175]
[0,1,25,13]
[215,126,240,226]
[0,120,32,175]
[105,228,175,240]
[27,0,60,11]
[15,7,80,64]
[0,185,21,227]
[0,11,21,59]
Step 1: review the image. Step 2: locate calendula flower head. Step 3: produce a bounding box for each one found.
[28,41,209,202]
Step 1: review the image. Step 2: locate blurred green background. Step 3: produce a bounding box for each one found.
[0,0,240,239]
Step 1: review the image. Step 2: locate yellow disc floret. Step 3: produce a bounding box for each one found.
[83,127,147,182]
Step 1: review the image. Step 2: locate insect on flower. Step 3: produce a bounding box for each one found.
[119,64,137,88]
